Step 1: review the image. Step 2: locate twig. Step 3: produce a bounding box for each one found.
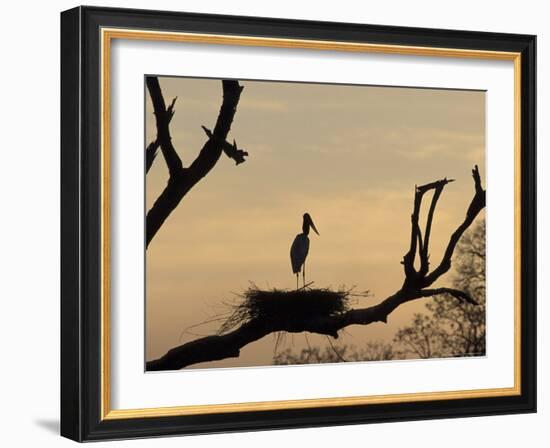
[325,336,347,362]
[297,281,315,291]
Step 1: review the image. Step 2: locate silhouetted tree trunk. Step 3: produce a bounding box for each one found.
[147,166,486,370]
[145,77,248,247]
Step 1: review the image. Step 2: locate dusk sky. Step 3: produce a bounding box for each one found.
[145,76,485,369]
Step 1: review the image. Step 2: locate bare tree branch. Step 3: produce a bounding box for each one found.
[146,78,183,176]
[146,167,485,370]
[415,288,478,305]
[146,96,177,173]
[147,285,475,370]
[402,178,454,283]
[419,181,447,274]
[145,78,247,247]
[423,165,485,286]
[201,126,248,165]
[145,140,160,173]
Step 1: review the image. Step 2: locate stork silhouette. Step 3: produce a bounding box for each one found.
[290,213,319,289]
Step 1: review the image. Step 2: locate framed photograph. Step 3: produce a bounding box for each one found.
[60,6,536,442]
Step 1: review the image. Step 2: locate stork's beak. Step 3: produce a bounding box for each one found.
[309,217,320,236]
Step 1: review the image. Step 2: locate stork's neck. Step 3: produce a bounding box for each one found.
[302,221,310,235]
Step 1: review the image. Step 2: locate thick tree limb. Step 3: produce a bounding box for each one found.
[146,166,486,370]
[145,78,247,247]
[147,287,474,370]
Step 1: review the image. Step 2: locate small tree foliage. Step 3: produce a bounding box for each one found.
[394,218,486,358]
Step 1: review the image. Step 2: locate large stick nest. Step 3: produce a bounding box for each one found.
[219,286,355,335]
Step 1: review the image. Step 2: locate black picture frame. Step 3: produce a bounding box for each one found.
[61,5,536,442]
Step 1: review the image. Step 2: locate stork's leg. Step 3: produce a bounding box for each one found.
[296,273,299,290]
[302,260,306,288]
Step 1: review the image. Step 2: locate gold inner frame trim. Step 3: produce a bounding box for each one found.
[100,27,522,421]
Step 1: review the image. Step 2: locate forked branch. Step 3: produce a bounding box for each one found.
[145,94,176,173]
[145,77,249,246]
[424,165,485,286]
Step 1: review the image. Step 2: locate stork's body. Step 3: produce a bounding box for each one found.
[290,213,319,289]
